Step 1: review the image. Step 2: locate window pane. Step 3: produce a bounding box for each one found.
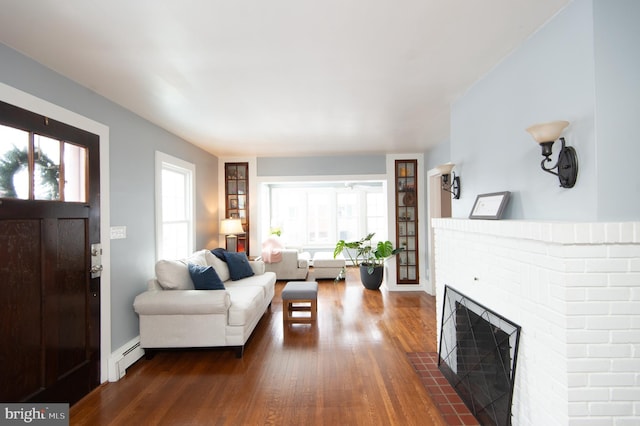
[63,142,87,202]
[0,125,29,199]
[307,192,332,244]
[162,222,189,260]
[337,192,359,241]
[162,168,187,221]
[367,192,387,241]
[33,134,61,200]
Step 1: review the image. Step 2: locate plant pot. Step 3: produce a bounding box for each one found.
[359,264,384,290]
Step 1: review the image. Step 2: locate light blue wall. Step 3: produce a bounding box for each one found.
[593,0,640,220]
[0,44,220,350]
[257,154,386,176]
[425,138,451,172]
[451,0,598,220]
[450,0,640,221]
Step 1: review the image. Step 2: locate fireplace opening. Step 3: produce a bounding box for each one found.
[438,286,521,426]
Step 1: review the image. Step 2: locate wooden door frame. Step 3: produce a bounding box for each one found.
[426,167,452,296]
[0,82,112,384]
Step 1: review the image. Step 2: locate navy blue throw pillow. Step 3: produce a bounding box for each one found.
[223,251,255,281]
[210,248,227,261]
[187,263,225,290]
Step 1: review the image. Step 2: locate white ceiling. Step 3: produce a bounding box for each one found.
[0,0,569,157]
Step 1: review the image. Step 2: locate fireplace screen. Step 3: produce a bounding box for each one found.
[438,286,521,426]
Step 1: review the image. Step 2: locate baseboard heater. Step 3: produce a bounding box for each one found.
[109,337,144,382]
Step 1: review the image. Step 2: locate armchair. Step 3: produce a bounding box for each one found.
[263,249,310,280]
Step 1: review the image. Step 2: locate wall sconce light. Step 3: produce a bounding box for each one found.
[526,120,578,188]
[436,162,461,199]
[220,218,244,252]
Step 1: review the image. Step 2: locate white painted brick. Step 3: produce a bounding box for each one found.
[568,373,589,387]
[568,344,588,357]
[567,316,587,329]
[566,259,588,273]
[620,223,634,243]
[606,223,622,243]
[612,330,640,344]
[608,245,640,258]
[567,330,611,344]
[586,316,632,330]
[568,402,589,416]
[588,344,632,358]
[567,359,611,373]
[586,258,630,273]
[590,373,635,387]
[613,419,640,426]
[611,302,640,315]
[431,220,640,424]
[568,387,610,402]
[612,359,640,372]
[565,273,609,287]
[611,388,640,401]
[589,402,634,416]
[568,417,614,426]
[590,223,607,244]
[575,224,592,244]
[550,244,608,259]
[587,287,630,301]
[552,223,576,243]
[568,417,613,426]
[609,273,640,287]
[566,302,610,316]
[554,286,587,301]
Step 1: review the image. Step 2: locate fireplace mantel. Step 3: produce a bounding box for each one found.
[432,219,640,426]
[433,218,640,245]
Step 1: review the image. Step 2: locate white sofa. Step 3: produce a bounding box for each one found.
[133,249,276,358]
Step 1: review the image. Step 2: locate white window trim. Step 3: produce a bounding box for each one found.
[155,151,195,260]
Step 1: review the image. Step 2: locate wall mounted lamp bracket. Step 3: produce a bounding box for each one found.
[442,172,461,199]
[436,162,461,199]
[540,137,578,188]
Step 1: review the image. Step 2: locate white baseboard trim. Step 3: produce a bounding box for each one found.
[108,336,144,382]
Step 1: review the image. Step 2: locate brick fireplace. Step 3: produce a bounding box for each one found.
[432,219,640,425]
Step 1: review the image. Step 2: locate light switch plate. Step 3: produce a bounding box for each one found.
[110,226,127,239]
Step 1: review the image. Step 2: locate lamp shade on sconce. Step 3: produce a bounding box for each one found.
[526,121,569,143]
[220,218,244,235]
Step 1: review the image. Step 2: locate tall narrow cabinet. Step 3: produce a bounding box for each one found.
[395,159,419,284]
[224,162,249,253]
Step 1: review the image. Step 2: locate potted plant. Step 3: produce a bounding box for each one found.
[333,233,404,290]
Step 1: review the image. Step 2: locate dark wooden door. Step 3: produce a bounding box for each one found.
[0,101,101,405]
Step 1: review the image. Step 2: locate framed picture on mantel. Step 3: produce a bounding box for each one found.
[469,191,511,220]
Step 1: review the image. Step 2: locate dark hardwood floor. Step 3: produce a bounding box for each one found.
[71,267,445,425]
